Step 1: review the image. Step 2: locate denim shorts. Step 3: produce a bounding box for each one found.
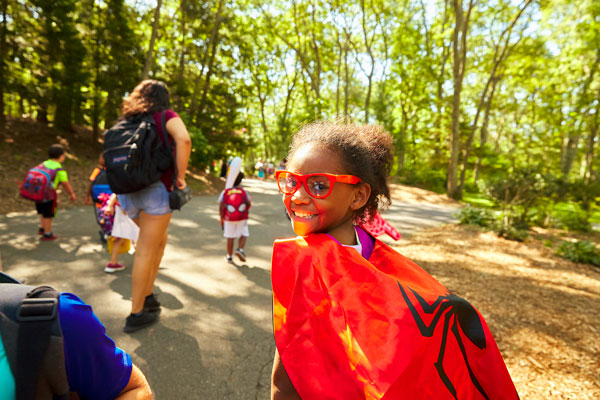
[117,181,171,219]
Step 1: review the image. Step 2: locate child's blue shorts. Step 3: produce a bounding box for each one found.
[117,181,171,219]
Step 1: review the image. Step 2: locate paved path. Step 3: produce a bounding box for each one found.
[0,179,459,399]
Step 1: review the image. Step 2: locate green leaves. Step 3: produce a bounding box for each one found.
[0,0,599,185]
[557,240,600,266]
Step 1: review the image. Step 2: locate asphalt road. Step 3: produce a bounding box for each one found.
[0,178,460,399]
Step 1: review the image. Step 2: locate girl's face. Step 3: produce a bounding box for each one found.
[283,143,370,245]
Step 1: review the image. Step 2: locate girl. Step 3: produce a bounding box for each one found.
[270,122,517,399]
[97,192,128,273]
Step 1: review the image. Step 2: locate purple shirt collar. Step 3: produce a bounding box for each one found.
[325,225,375,260]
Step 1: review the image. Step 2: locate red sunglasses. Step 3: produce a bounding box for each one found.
[275,170,362,199]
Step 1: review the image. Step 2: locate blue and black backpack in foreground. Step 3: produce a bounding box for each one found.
[0,272,69,399]
[90,168,112,204]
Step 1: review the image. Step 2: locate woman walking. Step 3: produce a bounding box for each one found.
[115,80,192,333]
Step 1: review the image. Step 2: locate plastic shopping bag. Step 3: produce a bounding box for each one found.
[111,205,140,241]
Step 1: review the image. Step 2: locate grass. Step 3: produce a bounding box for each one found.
[462,192,495,208]
[461,192,600,227]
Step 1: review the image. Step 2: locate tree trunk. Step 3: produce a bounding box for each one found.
[91,0,101,141]
[562,50,600,178]
[458,0,532,193]
[196,0,225,118]
[584,97,599,183]
[0,0,7,130]
[434,0,451,163]
[359,0,375,123]
[175,1,186,110]
[279,65,298,144]
[335,34,343,118]
[473,77,498,183]
[561,128,581,177]
[448,0,472,199]
[343,47,350,117]
[142,0,163,80]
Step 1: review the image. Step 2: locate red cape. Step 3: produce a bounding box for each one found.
[272,234,518,400]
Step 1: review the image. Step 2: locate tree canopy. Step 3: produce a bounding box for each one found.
[1,0,599,201]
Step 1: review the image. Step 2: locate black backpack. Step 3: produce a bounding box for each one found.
[90,168,112,204]
[103,112,173,194]
[0,272,70,399]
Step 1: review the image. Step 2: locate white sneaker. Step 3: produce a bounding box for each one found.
[225,255,234,263]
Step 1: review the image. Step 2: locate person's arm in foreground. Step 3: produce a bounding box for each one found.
[166,117,192,189]
[271,348,301,400]
[115,364,152,400]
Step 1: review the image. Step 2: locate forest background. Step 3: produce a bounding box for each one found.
[1,0,599,235]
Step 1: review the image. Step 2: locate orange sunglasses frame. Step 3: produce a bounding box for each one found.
[275,170,362,199]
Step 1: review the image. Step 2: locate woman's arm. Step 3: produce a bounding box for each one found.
[271,348,301,400]
[165,117,192,189]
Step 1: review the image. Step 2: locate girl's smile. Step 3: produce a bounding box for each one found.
[283,143,370,245]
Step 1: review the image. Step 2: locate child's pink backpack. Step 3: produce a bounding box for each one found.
[19,164,62,202]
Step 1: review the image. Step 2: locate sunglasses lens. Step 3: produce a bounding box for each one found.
[306,175,331,197]
[278,173,298,194]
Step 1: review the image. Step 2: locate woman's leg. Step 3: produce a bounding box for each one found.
[144,228,168,297]
[130,211,171,314]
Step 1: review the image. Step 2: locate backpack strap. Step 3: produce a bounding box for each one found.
[15,286,59,400]
[160,110,178,188]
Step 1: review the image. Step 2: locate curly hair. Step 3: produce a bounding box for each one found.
[287,121,394,223]
[121,80,170,119]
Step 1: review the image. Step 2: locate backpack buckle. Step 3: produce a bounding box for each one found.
[17,298,58,322]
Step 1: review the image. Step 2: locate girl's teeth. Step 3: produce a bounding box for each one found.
[294,211,315,218]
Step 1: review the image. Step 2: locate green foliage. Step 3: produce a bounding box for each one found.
[497,225,529,242]
[0,0,599,197]
[556,240,600,266]
[455,205,530,242]
[455,206,495,228]
[187,125,213,170]
[556,211,592,232]
[401,167,447,194]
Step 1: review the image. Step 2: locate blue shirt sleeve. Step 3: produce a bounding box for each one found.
[58,293,132,400]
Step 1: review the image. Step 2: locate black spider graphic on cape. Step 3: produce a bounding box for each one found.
[398,283,489,400]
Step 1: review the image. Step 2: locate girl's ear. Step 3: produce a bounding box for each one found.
[351,183,371,211]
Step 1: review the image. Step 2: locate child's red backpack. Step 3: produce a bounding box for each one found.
[222,187,250,221]
[19,164,62,202]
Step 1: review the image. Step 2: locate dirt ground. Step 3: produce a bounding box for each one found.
[0,118,219,216]
[391,223,600,399]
